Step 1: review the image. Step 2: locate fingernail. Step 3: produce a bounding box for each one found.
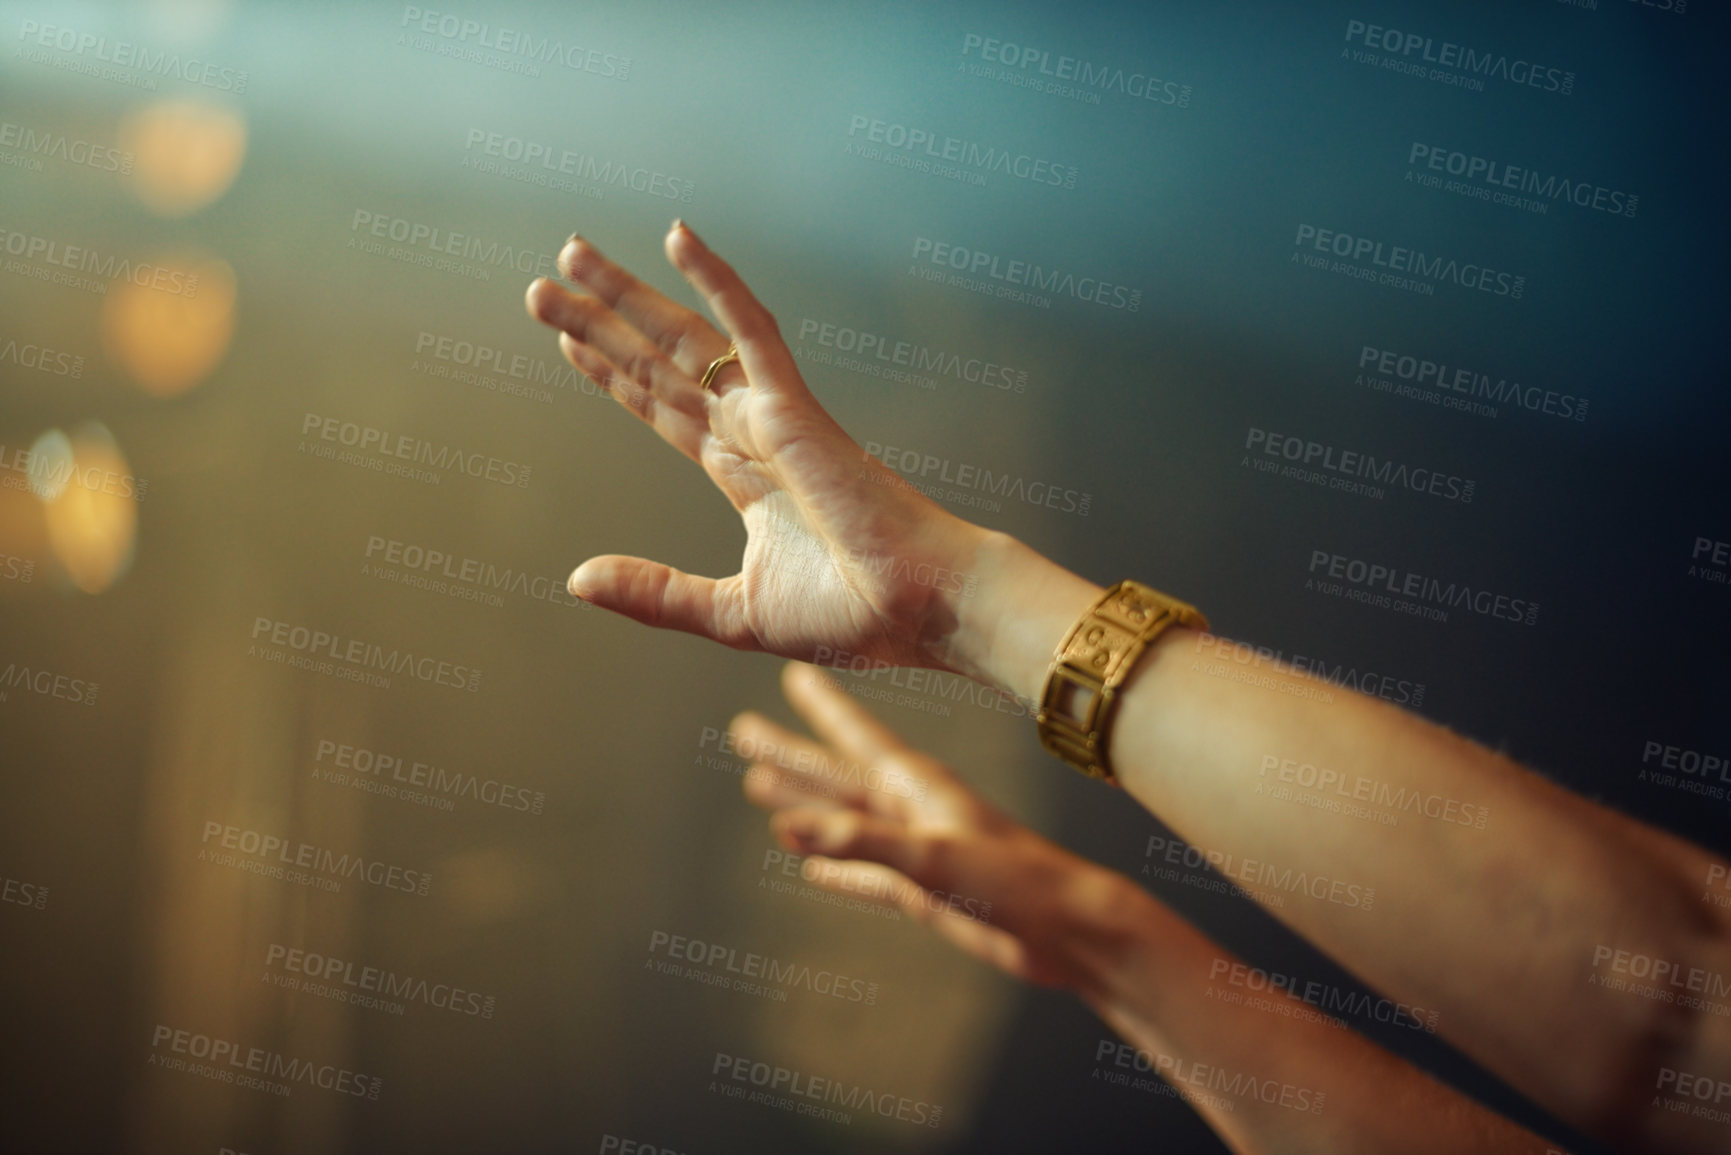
[670,218,685,232]
[566,570,586,599]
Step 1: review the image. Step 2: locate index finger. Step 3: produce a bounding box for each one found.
[664,221,802,385]
[559,235,727,374]
[782,662,905,765]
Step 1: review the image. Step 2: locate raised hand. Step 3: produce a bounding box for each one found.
[734,662,1136,991]
[526,223,989,670]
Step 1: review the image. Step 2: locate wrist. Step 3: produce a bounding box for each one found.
[1057,865,1165,1008]
[929,528,1102,703]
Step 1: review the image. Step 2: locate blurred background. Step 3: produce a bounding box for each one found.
[0,1,1726,1152]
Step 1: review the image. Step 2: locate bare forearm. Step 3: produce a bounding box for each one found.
[940,531,1731,1137]
[1078,882,1557,1155]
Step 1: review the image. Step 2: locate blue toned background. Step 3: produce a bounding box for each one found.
[1,1,1724,1152]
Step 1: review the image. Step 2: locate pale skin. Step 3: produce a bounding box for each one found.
[741,663,1559,1154]
[525,222,1731,1154]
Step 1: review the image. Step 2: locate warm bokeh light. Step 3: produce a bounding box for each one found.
[0,481,51,591]
[42,423,139,595]
[101,257,237,398]
[119,98,247,218]
[26,429,74,501]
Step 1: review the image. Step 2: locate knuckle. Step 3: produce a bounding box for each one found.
[909,831,955,882]
[595,269,632,309]
[637,566,673,628]
[561,296,600,339]
[663,313,705,361]
[622,347,654,386]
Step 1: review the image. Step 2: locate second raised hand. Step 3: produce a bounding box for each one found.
[525,221,997,671]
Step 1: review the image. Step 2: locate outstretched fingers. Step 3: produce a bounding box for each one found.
[732,710,874,813]
[781,662,908,767]
[772,807,961,896]
[664,222,802,389]
[526,278,708,461]
[560,235,736,378]
[789,852,1025,977]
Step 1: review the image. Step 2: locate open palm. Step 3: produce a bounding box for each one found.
[526,223,981,669]
[736,663,1135,992]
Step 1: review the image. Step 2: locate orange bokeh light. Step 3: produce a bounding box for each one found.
[41,424,139,594]
[120,98,247,218]
[101,257,237,397]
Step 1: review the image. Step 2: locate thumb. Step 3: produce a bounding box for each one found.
[569,555,754,649]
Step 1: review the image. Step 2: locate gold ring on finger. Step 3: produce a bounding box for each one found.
[699,343,740,392]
